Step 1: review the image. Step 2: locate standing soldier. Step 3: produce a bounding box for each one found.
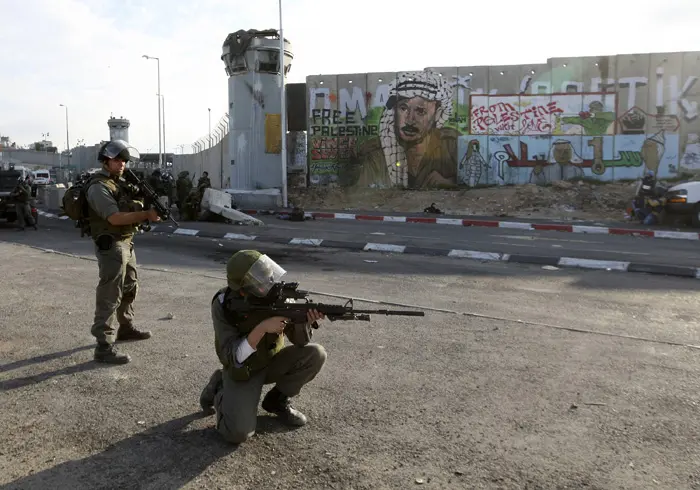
[198,171,211,189]
[85,140,161,364]
[176,171,193,213]
[10,177,37,231]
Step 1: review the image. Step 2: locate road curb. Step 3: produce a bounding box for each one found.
[240,209,700,242]
[38,209,699,241]
[159,224,700,281]
[36,211,700,280]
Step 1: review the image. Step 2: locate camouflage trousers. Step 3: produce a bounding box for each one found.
[213,344,327,444]
[91,236,138,345]
[15,203,35,228]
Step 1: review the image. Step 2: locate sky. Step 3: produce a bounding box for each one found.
[0,0,697,155]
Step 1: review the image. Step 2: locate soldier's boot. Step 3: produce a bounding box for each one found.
[116,324,152,342]
[261,387,308,427]
[94,343,131,364]
[199,369,223,415]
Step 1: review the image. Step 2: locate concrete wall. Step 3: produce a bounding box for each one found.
[172,133,230,189]
[71,145,101,172]
[0,148,61,168]
[305,52,700,188]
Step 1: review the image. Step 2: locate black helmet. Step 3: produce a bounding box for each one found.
[98,139,140,164]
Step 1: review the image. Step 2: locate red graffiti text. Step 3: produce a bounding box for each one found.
[471,100,565,135]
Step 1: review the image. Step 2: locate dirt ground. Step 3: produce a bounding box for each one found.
[289,181,642,221]
[2,237,700,490]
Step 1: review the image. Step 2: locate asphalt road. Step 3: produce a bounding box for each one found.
[148,215,700,268]
[2,227,700,489]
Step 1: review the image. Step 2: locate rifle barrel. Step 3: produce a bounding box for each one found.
[349,309,425,317]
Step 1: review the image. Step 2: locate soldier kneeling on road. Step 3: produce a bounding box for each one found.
[199,250,327,444]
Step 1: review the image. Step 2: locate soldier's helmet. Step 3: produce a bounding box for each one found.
[98,139,140,164]
[226,250,286,298]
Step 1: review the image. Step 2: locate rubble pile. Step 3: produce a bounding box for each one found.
[288,181,641,222]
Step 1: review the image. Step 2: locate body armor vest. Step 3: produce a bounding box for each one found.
[212,287,284,382]
[86,173,142,239]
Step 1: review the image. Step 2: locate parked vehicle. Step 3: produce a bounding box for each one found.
[32,169,51,185]
[664,181,700,227]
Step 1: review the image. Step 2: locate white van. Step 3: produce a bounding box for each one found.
[32,169,51,185]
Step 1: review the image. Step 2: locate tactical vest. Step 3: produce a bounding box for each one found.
[86,173,141,239]
[212,287,284,382]
[14,184,31,203]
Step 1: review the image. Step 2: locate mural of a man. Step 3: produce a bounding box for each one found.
[351,71,458,188]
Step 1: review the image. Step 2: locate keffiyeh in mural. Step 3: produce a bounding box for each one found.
[379,71,454,187]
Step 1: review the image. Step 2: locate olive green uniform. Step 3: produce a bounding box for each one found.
[175,172,192,212]
[11,182,36,230]
[85,170,142,346]
[182,190,201,221]
[208,287,326,444]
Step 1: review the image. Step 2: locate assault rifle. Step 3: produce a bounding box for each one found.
[123,168,179,229]
[238,281,426,324]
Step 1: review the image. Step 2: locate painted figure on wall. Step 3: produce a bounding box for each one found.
[558,100,616,136]
[351,71,458,188]
[459,139,489,187]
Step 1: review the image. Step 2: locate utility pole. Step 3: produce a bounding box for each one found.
[162,94,166,167]
[279,0,288,208]
[142,54,162,167]
[59,104,70,171]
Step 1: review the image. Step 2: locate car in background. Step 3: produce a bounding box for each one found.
[32,169,52,186]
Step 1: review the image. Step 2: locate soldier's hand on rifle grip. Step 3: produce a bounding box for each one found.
[306,309,325,325]
[146,208,162,222]
[260,316,290,334]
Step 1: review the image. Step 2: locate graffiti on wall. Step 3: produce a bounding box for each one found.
[306,51,700,188]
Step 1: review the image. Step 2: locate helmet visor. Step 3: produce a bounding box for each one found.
[102,140,141,163]
[242,254,286,297]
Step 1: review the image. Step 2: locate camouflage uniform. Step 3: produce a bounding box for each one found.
[11,181,37,230]
[175,171,193,212]
[197,172,211,190]
[86,169,152,364]
[182,190,201,221]
[199,250,327,444]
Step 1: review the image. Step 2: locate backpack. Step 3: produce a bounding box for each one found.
[62,182,88,221]
[62,175,103,237]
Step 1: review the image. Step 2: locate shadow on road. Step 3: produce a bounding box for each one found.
[0,412,236,490]
[0,360,111,391]
[1,411,310,490]
[0,345,95,374]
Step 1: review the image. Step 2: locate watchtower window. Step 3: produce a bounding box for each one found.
[226,55,247,75]
[257,50,280,74]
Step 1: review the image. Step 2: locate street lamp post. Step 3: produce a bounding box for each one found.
[142,54,162,167]
[161,94,166,167]
[59,104,70,173]
[278,0,288,208]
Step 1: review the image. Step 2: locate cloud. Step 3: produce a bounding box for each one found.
[0,0,697,157]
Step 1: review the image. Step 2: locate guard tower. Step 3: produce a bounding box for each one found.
[221,29,293,191]
[108,116,130,142]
